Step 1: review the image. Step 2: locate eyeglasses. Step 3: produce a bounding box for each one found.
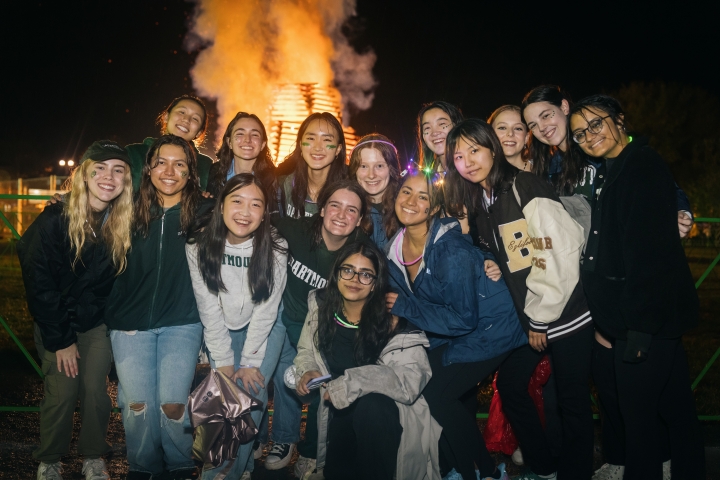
[338,267,377,285]
[572,116,610,144]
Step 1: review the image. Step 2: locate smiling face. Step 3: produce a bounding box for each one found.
[355,148,390,203]
[163,99,205,142]
[301,119,342,171]
[338,253,376,304]
[452,136,495,191]
[85,159,128,211]
[395,175,433,228]
[523,100,570,149]
[227,117,266,164]
[491,109,528,163]
[149,144,189,207]
[320,188,362,242]
[570,107,627,159]
[222,183,265,245]
[421,108,454,158]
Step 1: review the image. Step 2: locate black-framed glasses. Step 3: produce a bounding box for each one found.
[338,267,377,285]
[572,116,610,144]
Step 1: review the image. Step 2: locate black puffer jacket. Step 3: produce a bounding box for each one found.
[17,203,117,352]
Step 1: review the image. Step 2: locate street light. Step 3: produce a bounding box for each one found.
[67,160,75,167]
[59,160,66,166]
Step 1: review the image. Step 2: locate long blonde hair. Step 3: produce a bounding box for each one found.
[64,159,134,274]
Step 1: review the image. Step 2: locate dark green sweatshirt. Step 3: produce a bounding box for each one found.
[105,199,214,330]
[126,137,214,192]
[272,214,367,345]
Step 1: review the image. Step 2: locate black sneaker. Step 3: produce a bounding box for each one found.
[264,442,295,470]
[168,467,199,479]
[125,472,152,480]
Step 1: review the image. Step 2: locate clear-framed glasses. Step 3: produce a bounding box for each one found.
[338,267,377,285]
[572,115,610,144]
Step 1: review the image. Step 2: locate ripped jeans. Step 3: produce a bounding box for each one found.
[111,323,203,475]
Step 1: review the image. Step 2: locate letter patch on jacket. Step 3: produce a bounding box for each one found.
[498,218,534,273]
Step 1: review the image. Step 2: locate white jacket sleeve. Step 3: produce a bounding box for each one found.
[186,243,234,368]
[522,197,585,324]
[240,242,288,367]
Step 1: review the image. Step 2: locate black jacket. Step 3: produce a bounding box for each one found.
[17,203,117,352]
[581,137,698,346]
[105,199,214,331]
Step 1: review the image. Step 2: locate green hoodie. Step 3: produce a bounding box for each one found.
[126,137,214,192]
[105,199,214,331]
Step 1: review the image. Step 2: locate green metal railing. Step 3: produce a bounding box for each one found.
[1,194,719,421]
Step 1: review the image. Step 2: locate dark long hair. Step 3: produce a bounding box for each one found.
[287,112,348,218]
[416,101,464,170]
[157,95,209,148]
[316,241,406,366]
[521,85,588,194]
[444,119,516,216]
[135,134,200,237]
[311,179,371,249]
[212,112,277,201]
[190,173,286,300]
[348,133,402,240]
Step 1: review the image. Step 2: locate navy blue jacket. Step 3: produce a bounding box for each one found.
[387,218,527,366]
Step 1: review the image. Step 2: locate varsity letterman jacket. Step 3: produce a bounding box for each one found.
[474,172,592,342]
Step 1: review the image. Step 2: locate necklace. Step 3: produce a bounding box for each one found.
[396,228,423,266]
[334,312,358,329]
[85,219,97,238]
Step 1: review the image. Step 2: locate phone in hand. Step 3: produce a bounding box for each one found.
[306,374,332,391]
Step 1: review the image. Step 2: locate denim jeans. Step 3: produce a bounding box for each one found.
[269,332,302,444]
[110,323,203,475]
[201,319,286,479]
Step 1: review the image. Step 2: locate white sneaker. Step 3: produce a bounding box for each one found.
[37,462,64,480]
[82,459,110,480]
[253,441,267,460]
[592,463,625,480]
[294,455,316,479]
[264,442,295,470]
[663,459,671,480]
[511,447,524,466]
[240,472,251,480]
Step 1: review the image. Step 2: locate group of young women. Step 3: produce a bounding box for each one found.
[19,85,704,480]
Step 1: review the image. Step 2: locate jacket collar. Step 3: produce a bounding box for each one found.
[602,135,648,193]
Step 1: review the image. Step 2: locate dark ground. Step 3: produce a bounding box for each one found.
[1,244,720,479]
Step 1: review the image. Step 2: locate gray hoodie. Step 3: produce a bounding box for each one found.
[294,291,442,480]
[186,238,287,368]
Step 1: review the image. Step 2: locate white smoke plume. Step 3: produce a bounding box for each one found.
[185,0,377,142]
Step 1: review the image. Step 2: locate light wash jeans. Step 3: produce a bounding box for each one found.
[111,323,203,475]
[200,319,286,479]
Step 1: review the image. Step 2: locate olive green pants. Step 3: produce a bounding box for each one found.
[33,323,113,463]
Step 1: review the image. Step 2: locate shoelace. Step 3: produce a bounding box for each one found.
[83,460,108,479]
[43,463,64,480]
[268,443,289,456]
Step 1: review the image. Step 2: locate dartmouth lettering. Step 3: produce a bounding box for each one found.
[288,255,327,288]
[221,255,251,267]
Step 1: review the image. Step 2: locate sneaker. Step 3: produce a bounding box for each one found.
[478,463,509,480]
[512,447,524,466]
[304,469,324,480]
[169,467,199,479]
[253,440,267,460]
[294,455,316,478]
[663,459,671,480]
[264,442,296,470]
[443,468,463,480]
[512,472,557,480]
[37,462,63,480]
[240,472,251,480]
[592,463,624,480]
[82,459,110,480]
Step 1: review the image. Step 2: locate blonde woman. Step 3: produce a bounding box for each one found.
[18,140,134,480]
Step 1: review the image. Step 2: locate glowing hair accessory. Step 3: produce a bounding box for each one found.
[351,139,398,155]
[400,159,444,186]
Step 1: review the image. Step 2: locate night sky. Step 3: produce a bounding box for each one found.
[2,0,718,176]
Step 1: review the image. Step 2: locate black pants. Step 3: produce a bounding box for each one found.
[614,337,704,480]
[324,393,402,480]
[422,344,510,480]
[497,326,594,479]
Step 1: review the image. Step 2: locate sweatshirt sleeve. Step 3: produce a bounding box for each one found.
[186,243,234,368]
[294,292,323,378]
[17,208,76,352]
[240,241,288,367]
[518,180,585,328]
[326,342,432,410]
